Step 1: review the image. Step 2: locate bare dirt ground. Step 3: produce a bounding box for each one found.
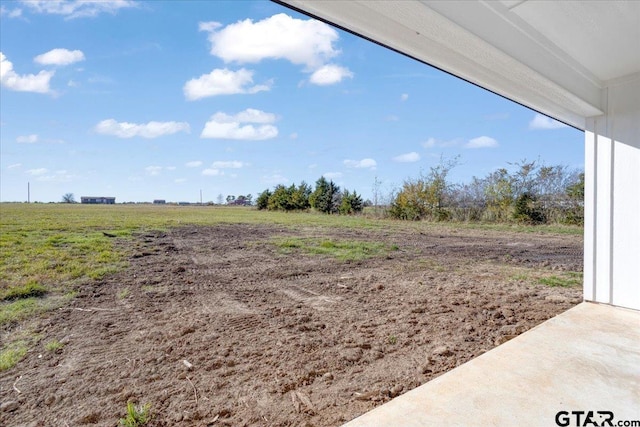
[1,224,583,426]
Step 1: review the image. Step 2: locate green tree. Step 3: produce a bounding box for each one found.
[256,189,271,210]
[483,168,514,221]
[389,157,457,220]
[339,189,364,215]
[513,192,546,224]
[310,176,340,214]
[267,184,294,211]
[564,172,585,225]
[290,181,311,210]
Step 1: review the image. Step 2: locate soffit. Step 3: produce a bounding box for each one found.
[276,1,640,129]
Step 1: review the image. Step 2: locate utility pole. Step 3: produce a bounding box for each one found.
[27,182,30,203]
[200,189,203,205]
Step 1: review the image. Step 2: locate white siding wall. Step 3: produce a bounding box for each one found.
[584,74,640,310]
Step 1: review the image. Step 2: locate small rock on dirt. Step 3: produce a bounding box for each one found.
[322,372,334,381]
[390,384,404,398]
[341,348,363,362]
[495,334,518,346]
[432,346,453,357]
[1,400,19,412]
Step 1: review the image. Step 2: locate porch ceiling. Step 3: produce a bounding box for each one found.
[275,0,640,130]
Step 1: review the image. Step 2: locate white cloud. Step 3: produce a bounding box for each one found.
[201,108,278,140]
[198,21,221,32]
[95,119,190,139]
[211,160,245,169]
[528,113,568,130]
[393,152,420,163]
[422,137,462,148]
[34,48,85,66]
[344,158,377,170]
[1,52,54,93]
[20,0,137,19]
[385,115,399,122]
[145,166,163,176]
[7,163,22,169]
[16,134,38,143]
[323,172,343,180]
[465,136,498,149]
[175,178,187,183]
[26,168,48,176]
[401,93,409,101]
[202,168,224,176]
[1,6,22,18]
[201,13,340,70]
[309,64,353,85]
[166,166,176,171]
[290,132,298,140]
[183,68,270,100]
[16,134,64,144]
[185,161,203,168]
[422,138,436,148]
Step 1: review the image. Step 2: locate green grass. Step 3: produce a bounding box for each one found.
[119,402,152,427]
[1,280,47,300]
[538,272,582,288]
[0,341,28,372]
[274,237,396,261]
[44,339,64,352]
[0,298,50,326]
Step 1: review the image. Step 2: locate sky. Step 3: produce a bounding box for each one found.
[0,0,584,204]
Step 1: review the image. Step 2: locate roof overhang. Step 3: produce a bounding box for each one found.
[275,1,640,130]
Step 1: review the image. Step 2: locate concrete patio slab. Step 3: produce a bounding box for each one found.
[343,302,640,427]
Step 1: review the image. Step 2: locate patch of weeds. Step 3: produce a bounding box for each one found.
[119,402,152,427]
[45,339,64,352]
[0,298,49,326]
[1,280,47,301]
[0,341,28,372]
[388,335,398,345]
[274,237,394,262]
[117,288,130,299]
[538,273,582,288]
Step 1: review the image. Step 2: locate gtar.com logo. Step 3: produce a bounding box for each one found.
[555,411,640,427]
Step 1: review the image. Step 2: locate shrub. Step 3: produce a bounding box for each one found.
[513,193,546,224]
[339,189,364,215]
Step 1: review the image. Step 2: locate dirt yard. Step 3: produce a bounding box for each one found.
[0,224,583,426]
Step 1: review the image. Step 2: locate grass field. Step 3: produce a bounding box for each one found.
[0,203,583,372]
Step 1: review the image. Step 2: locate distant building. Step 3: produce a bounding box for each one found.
[81,196,116,204]
[153,199,166,204]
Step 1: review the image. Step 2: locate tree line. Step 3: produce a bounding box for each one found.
[256,176,364,215]
[388,158,584,225]
[253,158,584,225]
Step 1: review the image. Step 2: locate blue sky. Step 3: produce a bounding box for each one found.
[0,0,584,203]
